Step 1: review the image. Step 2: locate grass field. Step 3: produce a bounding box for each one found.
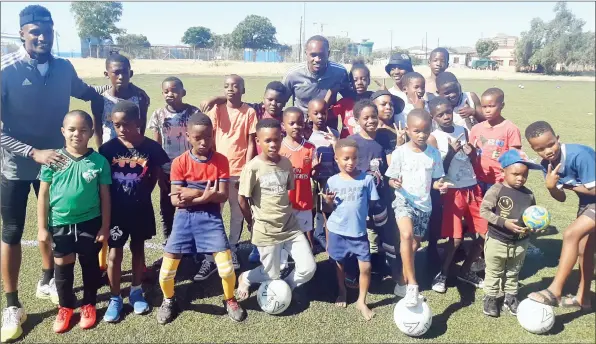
[4,75,596,343]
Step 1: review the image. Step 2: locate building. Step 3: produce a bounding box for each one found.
[488,33,518,70]
[447,47,475,67]
[406,46,427,60]
[1,32,21,55]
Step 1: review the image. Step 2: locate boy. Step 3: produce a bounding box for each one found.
[427,97,486,293]
[148,76,200,245]
[99,101,169,322]
[92,52,150,273]
[236,119,317,302]
[199,74,257,278]
[469,88,522,193]
[525,121,595,310]
[479,149,541,317]
[157,113,245,324]
[385,53,414,102]
[322,138,381,320]
[425,48,449,95]
[435,72,483,130]
[393,72,429,129]
[308,99,340,249]
[37,111,111,333]
[385,109,451,306]
[280,107,317,245]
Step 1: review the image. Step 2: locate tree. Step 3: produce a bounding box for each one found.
[229,15,278,61]
[116,34,150,59]
[515,2,594,73]
[327,36,351,52]
[475,39,499,58]
[181,26,214,48]
[70,2,124,41]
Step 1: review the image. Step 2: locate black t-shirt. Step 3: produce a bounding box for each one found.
[99,137,169,210]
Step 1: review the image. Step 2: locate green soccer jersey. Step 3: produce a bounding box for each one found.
[39,148,112,226]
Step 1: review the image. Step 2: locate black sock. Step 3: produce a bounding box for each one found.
[6,291,21,308]
[79,253,100,306]
[41,268,54,285]
[54,263,76,309]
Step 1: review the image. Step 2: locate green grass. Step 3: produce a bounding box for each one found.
[4,75,596,343]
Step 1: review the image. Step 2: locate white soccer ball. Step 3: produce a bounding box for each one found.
[257,279,292,315]
[520,85,525,89]
[517,298,555,334]
[393,298,433,337]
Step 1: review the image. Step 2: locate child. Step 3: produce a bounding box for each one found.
[37,111,111,333]
[322,138,382,320]
[427,97,487,293]
[385,109,450,306]
[469,88,522,193]
[393,72,429,129]
[525,121,595,310]
[435,72,483,130]
[479,149,541,317]
[385,53,414,102]
[157,113,246,324]
[92,52,149,273]
[99,101,169,322]
[200,74,257,277]
[148,77,201,245]
[236,119,317,302]
[308,99,340,249]
[425,48,449,95]
[280,107,317,245]
[330,59,374,138]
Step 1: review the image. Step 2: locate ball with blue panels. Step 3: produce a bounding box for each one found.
[523,206,551,231]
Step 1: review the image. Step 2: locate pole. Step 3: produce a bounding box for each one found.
[55,31,60,56]
[303,2,306,42]
[437,38,439,48]
[390,30,393,54]
[425,32,428,60]
[299,16,303,62]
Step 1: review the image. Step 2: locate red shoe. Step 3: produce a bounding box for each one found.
[79,304,96,329]
[53,307,74,333]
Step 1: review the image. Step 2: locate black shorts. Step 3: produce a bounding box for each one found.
[50,217,102,258]
[109,206,157,248]
[0,176,40,245]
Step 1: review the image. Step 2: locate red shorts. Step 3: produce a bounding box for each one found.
[441,185,488,239]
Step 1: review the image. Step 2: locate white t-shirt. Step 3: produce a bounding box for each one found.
[452,92,477,129]
[385,143,444,212]
[37,62,49,76]
[431,125,477,189]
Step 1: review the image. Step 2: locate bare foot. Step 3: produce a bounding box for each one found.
[235,272,250,301]
[335,293,347,308]
[356,301,375,321]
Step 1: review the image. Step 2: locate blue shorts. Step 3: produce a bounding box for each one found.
[327,231,371,263]
[165,208,230,255]
[393,195,431,239]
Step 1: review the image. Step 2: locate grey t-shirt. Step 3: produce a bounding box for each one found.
[283,62,351,113]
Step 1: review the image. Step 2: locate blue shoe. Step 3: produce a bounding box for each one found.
[129,288,149,315]
[103,296,123,323]
[248,246,260,264]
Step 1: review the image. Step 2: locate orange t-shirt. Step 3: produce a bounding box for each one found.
[469,119,522,184]
[279,139,315,210]
[208,103,257,176]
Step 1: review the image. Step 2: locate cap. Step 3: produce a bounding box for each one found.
[370,90,392,101]
[498,149,541,170]
[385,53,414,75]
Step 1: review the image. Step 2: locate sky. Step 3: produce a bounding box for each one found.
[1,1,595,53]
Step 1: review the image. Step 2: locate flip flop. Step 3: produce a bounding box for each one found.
[560,295,592,311]
[528,289,560,307]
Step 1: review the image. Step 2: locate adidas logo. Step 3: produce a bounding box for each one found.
[22,78,32,86]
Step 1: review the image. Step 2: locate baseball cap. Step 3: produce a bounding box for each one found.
[385,53,414,75]
[498,149,541,170]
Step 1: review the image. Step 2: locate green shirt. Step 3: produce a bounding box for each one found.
[39,149,112,226]
[238,156,300,246]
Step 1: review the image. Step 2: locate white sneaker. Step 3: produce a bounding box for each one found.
[231,252,241,270]
[36,278,59,304]
[432,273,447,293]
[404,284,420,307]
[394,282,407,297]
[471,258,486,273]
[1,306,27,342]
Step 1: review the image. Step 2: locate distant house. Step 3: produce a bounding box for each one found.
[407,46,427,61]
[446,47,475,67]
[488,33,518,70]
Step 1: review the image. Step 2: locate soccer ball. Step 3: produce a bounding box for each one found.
[523,206,551,231]
[257,279,292,315]
[517,298,555,334]
[393,298,432,337]
[520,85,525,89]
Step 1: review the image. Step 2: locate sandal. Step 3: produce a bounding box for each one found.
[560,295,592,310]
[528,289,560,307]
